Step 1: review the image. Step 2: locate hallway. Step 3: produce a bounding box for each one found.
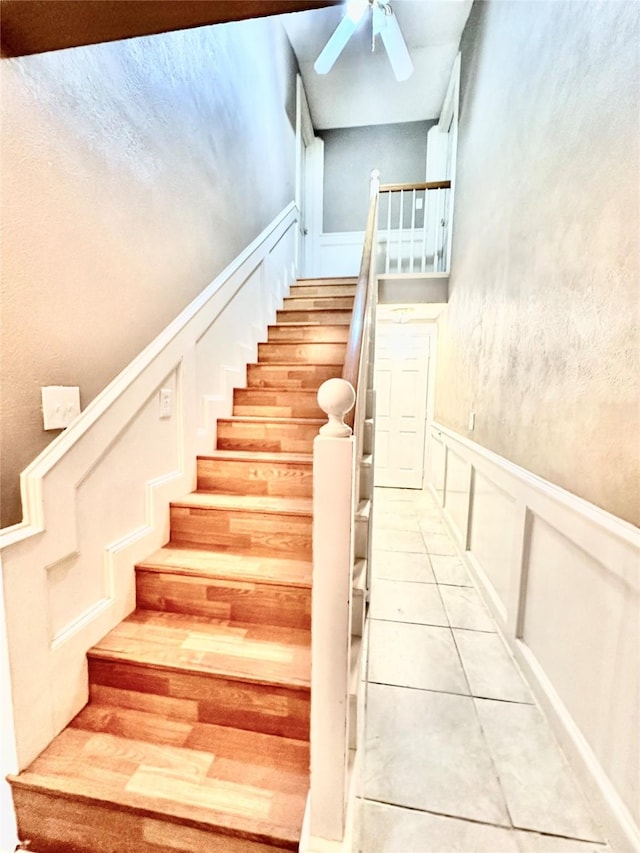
[357,486,612,853]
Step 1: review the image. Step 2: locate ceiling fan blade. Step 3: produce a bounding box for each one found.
[314,1,367,75]
[379,8,414,81]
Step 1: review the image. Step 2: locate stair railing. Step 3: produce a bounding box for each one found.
[307,171,379,846]
[378,179,451,274]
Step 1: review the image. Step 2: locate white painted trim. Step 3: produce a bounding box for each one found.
[437,52,460,273]
[0,204,299,784]
[426,422,640,853]
[304,138,325,276]
[316,230,365,278]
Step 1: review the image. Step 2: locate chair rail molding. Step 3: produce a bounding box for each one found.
[427,422,640,853]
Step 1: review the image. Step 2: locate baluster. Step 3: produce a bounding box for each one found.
[428,186,437,272]
[397,189,404,272]
[409,188,417,273]
[420,188,428,273]
[385,189,392,274]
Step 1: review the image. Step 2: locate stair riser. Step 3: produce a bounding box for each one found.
[217,420,320,454]
[170,506,312,559]
[246,363,341,389]
[258,342,346,365]
[198,457,312,498]
[267,324,350,343]
[282,296,354,311]
[233,389,323,419]
[136,571,311,630]
[11,787,291,853]
[88,661,310,741]
[275,309,352,325]
[288,285,356,297]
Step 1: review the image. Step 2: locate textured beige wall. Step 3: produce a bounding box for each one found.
[0,19,297,527]
[437,0,639,525]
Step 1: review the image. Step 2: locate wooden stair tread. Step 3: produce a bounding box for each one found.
[199,450,311,464]
[220,415,324,425]
[295,277,357,284]
[248,361,345,368]
[267,323,350,336]
[11,722,306,848]
[138,547,312,587]
[172,492,313,516]
[275,309,352,325]
[89,610,311,690]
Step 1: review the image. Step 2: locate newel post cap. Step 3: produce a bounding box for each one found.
[317,378,355,437]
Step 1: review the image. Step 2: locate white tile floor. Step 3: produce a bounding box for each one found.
[356,487,611,853]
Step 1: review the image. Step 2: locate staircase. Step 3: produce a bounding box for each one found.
[9,277,357,853]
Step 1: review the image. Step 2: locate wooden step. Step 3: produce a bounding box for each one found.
[197,451,313,497]
[233,388,323,419]
[217,416,323,454]
[138,547,311,586]
[136,548,311,629]
[11,710,308,852]
[267,323,349,343]
[267,324,350,343]
[246,363,342,389]
[289,284,357,298]
[258,342,346,365]
[88,610,310,738]
[281,295,354,311]
[170,492,313,558]
[295,277,356,286]
[275,308,352,325]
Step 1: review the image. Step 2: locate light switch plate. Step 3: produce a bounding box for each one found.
[42,386,81,430]
[159,388,173,418]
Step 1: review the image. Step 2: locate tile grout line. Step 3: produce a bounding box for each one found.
[359,796,611,848]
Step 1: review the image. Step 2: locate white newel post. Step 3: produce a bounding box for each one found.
[369,169,380,199]
[310,379,356,842]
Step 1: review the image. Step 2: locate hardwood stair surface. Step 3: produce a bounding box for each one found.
[9,277,352,852]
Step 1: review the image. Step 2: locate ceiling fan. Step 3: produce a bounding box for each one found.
[314,0,414,82]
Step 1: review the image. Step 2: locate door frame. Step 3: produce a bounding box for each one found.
[295,74,316,275]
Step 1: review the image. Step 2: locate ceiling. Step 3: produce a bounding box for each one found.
[0,0,341,57]
[282,0,473,129]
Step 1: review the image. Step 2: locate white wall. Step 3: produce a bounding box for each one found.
[320,121,434,233]
[1,16,297,528]
[427,425,639,853]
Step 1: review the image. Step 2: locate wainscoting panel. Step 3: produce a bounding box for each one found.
[426,423,640,853]
[317,231,365,278]
[468,470,516,617]
[442,448,470,549]
[523,513,639,832]
[0,204,298,779]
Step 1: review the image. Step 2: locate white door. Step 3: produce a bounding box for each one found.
[374,321,431,489]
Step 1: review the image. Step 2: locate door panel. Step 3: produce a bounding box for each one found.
[374,322,431,489]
